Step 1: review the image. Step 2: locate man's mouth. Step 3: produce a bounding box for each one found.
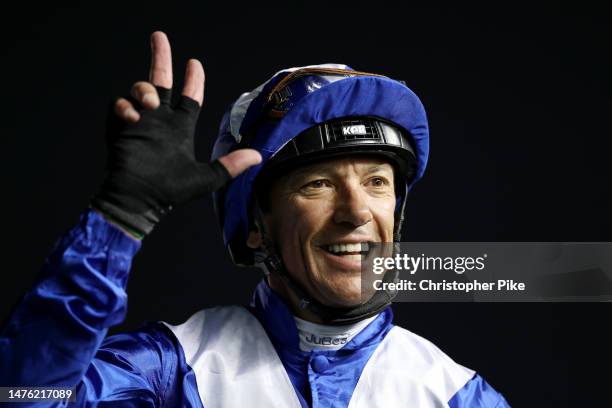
[322,242,370,257]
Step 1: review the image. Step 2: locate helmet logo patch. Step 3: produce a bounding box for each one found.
[342,125,367,135]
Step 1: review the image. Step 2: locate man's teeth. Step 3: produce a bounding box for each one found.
[326,242,369,254]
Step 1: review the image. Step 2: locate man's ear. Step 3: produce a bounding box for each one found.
[246,230,262,249]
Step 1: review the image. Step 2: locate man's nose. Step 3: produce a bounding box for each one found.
[332,183,373,227]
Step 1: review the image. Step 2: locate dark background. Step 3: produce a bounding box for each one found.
[2,2,611,406]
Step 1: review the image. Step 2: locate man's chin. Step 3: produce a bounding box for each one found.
[315,279,364,308]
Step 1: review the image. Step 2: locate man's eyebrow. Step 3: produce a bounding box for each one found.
[287,163,392,181]
[364,164,393,175]
[288,165,334,179]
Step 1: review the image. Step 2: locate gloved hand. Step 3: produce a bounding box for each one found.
[92,32,261,238]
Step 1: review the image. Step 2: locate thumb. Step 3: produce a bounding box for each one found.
[218,149,262,178]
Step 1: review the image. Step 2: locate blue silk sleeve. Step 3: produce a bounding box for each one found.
[448,373,511,407]
[73,322,200,407]
[0,209,181,406]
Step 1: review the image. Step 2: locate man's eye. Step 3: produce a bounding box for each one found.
[368,177,388,187]
[302,179,329,189]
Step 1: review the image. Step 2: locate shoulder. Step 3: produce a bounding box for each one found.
[162,305,257,342]
[378,325,475,379]
[161,306,267,367]
[91,321,186,402]
[158,305,299,408]
[99,321,182,363]
[376,326,509,407]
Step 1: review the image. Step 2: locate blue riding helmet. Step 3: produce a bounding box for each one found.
[212,64,429,267]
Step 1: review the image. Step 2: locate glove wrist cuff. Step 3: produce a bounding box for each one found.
[91,198,160,238]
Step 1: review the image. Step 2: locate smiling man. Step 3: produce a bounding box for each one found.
[256,157,396,310]
[0,32,509,407]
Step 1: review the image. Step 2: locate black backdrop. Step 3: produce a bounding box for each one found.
[2,2,611,406]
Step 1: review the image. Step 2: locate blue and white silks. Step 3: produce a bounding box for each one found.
[0,210,509,407]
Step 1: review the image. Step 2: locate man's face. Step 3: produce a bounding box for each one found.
[261,156,396,308]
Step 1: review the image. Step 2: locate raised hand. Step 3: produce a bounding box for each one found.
[92,32,261,239]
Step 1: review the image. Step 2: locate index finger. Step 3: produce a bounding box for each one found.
[149,31,173,89]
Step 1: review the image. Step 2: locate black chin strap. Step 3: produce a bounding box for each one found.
[252,203,402,325]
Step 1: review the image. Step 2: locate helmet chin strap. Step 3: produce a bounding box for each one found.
[252,200,404,325]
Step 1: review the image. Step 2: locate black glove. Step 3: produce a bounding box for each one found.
[92,87,230,238]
